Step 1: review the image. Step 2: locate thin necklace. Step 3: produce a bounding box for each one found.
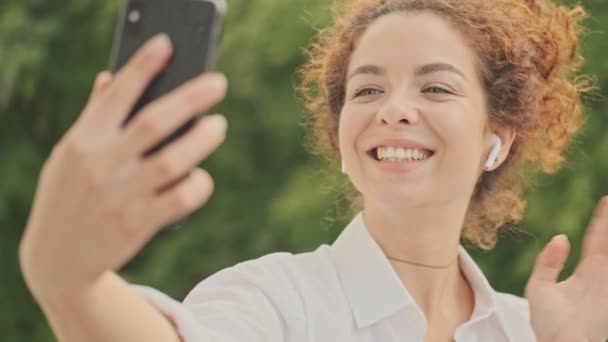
[386,255,458,269]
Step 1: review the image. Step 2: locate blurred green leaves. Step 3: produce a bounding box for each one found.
[0,0,606,340]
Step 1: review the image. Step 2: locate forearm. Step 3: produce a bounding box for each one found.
[35,271,182,342]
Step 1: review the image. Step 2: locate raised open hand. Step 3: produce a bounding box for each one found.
[526,197,608,342]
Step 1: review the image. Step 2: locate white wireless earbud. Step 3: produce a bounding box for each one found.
[341,159,347,175]
[484,134,502,171]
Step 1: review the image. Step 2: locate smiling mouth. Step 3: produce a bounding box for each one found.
[367,146,436,162]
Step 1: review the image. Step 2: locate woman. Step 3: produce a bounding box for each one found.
[18,0,608,341]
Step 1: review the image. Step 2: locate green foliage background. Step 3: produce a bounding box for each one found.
[0,0,606,340]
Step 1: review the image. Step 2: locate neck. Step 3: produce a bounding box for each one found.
[363,200,466,268]
[362,199,473,319]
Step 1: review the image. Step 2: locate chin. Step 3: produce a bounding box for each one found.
[364,187,431,211]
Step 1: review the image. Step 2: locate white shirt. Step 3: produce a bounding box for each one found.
[134,213,537,341]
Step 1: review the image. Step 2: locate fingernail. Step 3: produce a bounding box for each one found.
[97,71,112,82]
[552,234,569,242]
[95,72,104,83]
[206,73,228,91]
[207,114,227,131]
[148,33,171,54]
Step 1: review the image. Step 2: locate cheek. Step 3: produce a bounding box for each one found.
[432,103,487,166]
[338,104,372,154]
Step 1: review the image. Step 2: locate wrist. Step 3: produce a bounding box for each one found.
[27,274,99,312]
[19,237,98,305]
[21,256,99,311]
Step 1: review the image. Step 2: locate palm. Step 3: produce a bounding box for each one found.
[526,197,608,342]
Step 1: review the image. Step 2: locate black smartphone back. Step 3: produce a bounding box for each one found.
[110,0,225,133]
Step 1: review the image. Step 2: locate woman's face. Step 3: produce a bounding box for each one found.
[339,11,491,210]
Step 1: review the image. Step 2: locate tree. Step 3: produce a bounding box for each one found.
[1,0,606,340]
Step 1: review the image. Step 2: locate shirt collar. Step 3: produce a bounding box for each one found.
[330,213,414,328]
[329,213,501,329]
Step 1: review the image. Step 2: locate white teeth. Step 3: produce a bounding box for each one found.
[397,149,406,159]
[376,146,431,162]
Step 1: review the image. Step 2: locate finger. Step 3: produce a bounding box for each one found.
[525,235,570,296]
[77,72,115,125]
[580,196,608,259]
[122,72,228,156]
[148,168,214,230]
[90,71,113,100]
[89,34,173,126]
[137,114,227,193]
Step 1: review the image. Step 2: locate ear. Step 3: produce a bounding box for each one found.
[485,126,517,171]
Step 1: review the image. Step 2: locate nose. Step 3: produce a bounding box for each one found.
[376,96,421,126]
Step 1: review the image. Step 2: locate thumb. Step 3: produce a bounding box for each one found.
[526,235,570,295]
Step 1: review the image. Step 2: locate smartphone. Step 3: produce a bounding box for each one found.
[109,0,226,230]
[109,0,226,156]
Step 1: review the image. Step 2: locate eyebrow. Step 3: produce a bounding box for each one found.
[347,64,385,81]
[415,63,467,81]
[347,62,468,82]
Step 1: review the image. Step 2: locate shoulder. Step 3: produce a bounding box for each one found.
[237,244,336,278]
[134,246,340,341]
[184,244,340,312]
[189,244,336,290]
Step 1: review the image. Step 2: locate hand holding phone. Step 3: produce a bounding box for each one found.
[110,0,226,229]
[20,33,228,304]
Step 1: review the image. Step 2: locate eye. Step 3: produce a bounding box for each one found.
[422,86,452,94]
[354,87,384,98]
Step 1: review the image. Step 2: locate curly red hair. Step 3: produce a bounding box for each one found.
[299,0,591,249]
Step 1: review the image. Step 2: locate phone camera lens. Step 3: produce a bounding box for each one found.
[128,9,141,23]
